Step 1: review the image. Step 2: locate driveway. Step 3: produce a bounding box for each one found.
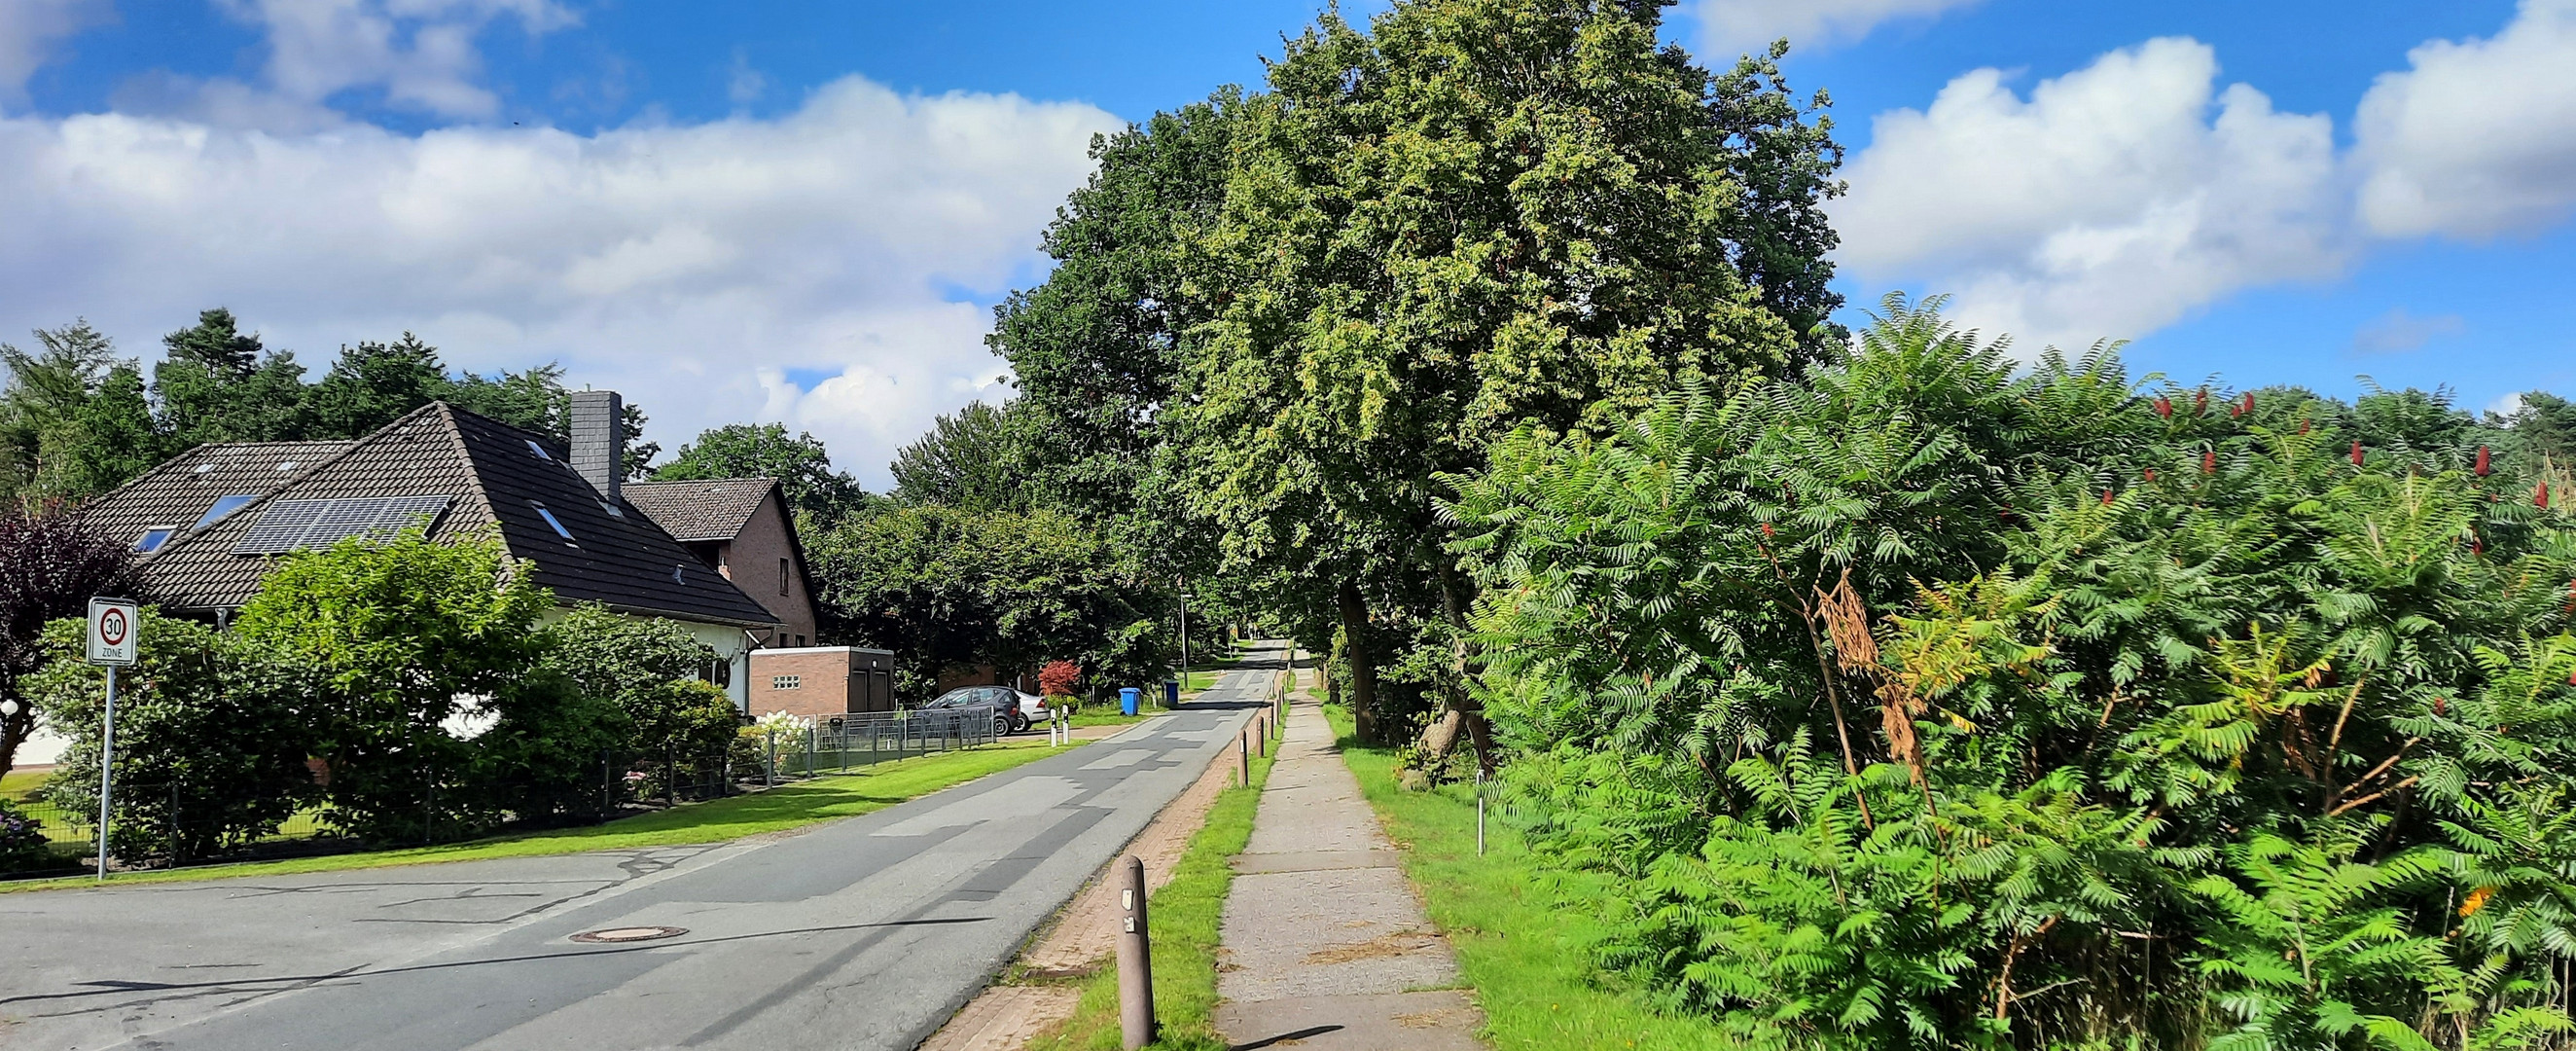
[0,655,1280,1051]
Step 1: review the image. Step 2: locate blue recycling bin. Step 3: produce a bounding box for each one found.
[1164,679,1180,707]
[1120,686,1141,716]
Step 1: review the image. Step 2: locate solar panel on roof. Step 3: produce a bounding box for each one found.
[231,495,455,556]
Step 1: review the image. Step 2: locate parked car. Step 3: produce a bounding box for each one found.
[921,685,1047,734]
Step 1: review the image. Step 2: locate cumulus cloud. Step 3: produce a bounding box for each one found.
[1690,0,1982,56]
[0,0,114,106]
[1831,37,2343,350]
[2349,308,2466,355]
[2354,0,2576,239]
[0,76,1121,488]
[166,0,579,122]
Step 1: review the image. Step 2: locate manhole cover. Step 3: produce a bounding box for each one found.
[570,925,688,944]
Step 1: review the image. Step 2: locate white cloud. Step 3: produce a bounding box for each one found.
[1830,37,2343,350]
[2349,307,2466,355]
[2490,391,2529,418]
[1690,0,1981,56]
[0,76,1121,488]
[197,0,576,121]
[0,0,114,107]
[2354,0,2576,239]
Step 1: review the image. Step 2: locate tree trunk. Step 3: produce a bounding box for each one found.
[1339,580,1380,745]
[1434,558,1494,774]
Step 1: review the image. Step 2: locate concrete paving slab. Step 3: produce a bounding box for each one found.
[1213,688,1486,1049]
[1215,991,1485,1051]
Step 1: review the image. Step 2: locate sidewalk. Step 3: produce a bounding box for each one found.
[1213,689,1486,1050]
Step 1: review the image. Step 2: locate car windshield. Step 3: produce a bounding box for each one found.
[927,689,977,708]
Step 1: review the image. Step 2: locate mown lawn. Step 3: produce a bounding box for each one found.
[3,742,1067,893]
[1,767,49,801]
[1325,703,1735,1051]
[1027,731,1275,1050]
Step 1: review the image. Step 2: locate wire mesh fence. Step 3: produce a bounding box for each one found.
[2,704,1006,878]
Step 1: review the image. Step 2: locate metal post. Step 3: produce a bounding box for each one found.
[1117,854,1157,1049]
[97,666,116,880]
[1238,730,1251,787]
[1178,594,1189,696]
[1478,775,1487,856]
[805,727,815,779]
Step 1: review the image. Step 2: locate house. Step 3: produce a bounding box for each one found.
[81,391,782,708]
[746,646,898,719]
[622,477,818,647]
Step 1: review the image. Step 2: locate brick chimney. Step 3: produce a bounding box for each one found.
[568,389,623,501]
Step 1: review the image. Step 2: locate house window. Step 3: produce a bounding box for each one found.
[707,659,732,687]
[530,501,575,541]
[525,439,552,460]
[192,494,259,531]
[134,526,177,554]
[771,674,802,690]
[796,634,806,647]
[777,558,789,597]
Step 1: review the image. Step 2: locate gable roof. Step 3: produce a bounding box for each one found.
[622,478,777,542]
[88,403,782,630]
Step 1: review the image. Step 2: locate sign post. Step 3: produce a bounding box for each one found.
[87,598,138,881]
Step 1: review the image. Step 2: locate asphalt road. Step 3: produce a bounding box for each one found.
[0,654,1278,1051]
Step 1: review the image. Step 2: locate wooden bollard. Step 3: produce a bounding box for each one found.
[1118,854,1156,1048]
[1257,718,1268,758]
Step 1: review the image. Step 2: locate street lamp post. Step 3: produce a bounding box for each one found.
[1178,593,1193,690]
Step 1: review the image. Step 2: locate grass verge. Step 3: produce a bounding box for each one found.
[1027,735,1273,1051]
[1,768,48,801]
[1324,703,1735,1051]
[3,742,1067,894]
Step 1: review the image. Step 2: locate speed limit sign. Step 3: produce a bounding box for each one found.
[87,598,138,667]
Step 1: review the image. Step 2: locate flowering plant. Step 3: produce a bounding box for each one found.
[1037,661,1081,698]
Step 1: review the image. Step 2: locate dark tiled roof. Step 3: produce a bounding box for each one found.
[87,404,781,630]
[623,479,777,541]
[83,441,357,547]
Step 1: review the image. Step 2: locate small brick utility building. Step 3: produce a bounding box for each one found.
[750,646,897,719]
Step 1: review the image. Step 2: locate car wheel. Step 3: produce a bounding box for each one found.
[995,712,1013,738]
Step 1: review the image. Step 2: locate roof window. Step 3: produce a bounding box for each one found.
[134,526,176,554]
[192,494,259,531]
[276,460,300,472]
[530,502,575,542]
[191,463,212,476]
[600,499,624,519]
[525,440,552,461]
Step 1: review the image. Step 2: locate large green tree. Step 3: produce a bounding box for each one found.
[1164,0,1840,742]
[0,321,162,500]
[655,422,866,521]
[889,401,1024,512]
[155,308,312,447]
[807,503,1167,699]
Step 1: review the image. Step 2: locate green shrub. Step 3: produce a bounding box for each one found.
[0,798,55,873]
[1452,296,2576,1048]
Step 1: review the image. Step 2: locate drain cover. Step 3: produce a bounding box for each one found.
[570,925,688,944]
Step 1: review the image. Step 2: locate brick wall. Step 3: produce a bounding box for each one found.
[749,648,850,719]
[718,489,818,647]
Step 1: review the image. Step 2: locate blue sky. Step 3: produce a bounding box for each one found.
[3,1,2573,485]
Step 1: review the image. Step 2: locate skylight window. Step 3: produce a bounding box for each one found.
[276,460,299,472]
[525,440,552,461]
[531,502,575,542]
[134,527,176,554]
[193,494,259,531]
[600,499,624,519]
[191,463,211,475]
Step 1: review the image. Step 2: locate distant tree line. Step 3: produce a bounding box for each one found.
[0,308,654,504]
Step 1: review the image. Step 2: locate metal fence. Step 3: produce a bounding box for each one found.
[752,705,1002,781]
[3,705,1006,878]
